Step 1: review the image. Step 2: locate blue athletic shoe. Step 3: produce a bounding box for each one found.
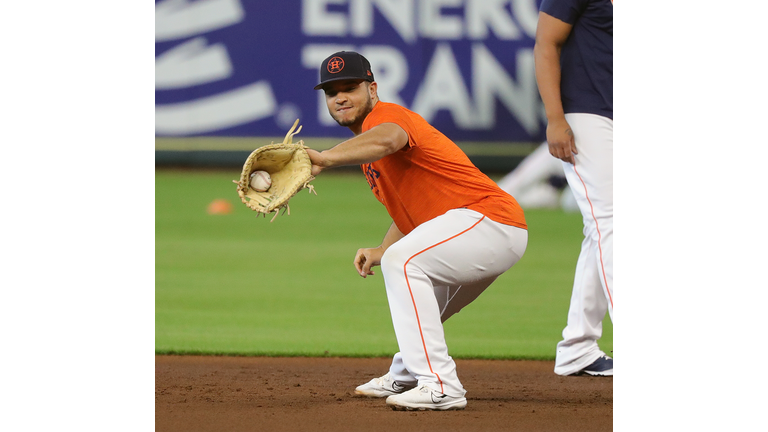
[577,355,613,376]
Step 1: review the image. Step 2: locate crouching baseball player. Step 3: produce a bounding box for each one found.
[307,51,528,411]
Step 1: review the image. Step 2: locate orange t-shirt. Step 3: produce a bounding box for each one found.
[360,102,527,235]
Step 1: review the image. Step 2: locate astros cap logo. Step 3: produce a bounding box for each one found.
[314,51,374,90]
[327,57,345,74]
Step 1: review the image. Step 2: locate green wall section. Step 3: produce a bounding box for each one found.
[155,138,539,172]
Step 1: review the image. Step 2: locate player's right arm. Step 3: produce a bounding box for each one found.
[306,123,408,176]
[354,221,404,278]
[534,11,577,164]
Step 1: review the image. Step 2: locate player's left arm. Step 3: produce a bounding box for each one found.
[354,221,405,278]
[307,123,408,176]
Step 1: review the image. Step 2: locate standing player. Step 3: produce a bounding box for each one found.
[534,0,614,376]
[306,51,528,410]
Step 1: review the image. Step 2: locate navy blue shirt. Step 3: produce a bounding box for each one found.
[540,0,613,119]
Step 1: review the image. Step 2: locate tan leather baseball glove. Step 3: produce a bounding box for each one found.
[234,119,317,221]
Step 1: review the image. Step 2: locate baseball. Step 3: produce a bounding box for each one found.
[249,170,272,192]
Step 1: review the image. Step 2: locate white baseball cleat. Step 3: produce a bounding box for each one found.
[385,385,467,411]
[354,373,417,398]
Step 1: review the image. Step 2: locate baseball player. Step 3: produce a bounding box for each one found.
[306,51,528,410]
[534,0,614,376]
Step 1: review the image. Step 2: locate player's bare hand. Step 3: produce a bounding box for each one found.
[546,118,577,164]
[306,148,325,176]
[354,247,384,278]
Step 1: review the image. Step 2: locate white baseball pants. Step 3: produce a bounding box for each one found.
[554,113,614,376]
[380,208,528,397]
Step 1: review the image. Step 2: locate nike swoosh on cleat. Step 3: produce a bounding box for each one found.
[430,393,447,404]
[392,382,405,392]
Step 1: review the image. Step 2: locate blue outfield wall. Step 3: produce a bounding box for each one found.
[155,0,545,169]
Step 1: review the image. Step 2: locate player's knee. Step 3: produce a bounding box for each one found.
[380,246,407,271]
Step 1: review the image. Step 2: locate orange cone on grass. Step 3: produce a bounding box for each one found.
[207,199,233,215]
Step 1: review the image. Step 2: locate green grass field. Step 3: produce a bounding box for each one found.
[155,169,612,359]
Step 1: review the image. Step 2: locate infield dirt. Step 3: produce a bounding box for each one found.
[156,355,612,431]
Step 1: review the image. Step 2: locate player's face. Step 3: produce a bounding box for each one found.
[323,80,376,129]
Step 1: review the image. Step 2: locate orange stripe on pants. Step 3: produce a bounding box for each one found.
[401,216,485,394]
[573,165,613,308]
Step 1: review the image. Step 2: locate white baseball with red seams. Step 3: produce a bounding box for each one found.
[249,170,271,191]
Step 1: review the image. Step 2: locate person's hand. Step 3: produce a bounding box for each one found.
[354,246,384,278]
[546,117,577,164]
[306,148,325,176]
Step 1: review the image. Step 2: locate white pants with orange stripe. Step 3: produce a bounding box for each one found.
[380,208,528,397]
[554,113,614,376]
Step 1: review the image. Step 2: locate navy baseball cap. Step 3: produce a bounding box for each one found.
[314,51,375,90]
